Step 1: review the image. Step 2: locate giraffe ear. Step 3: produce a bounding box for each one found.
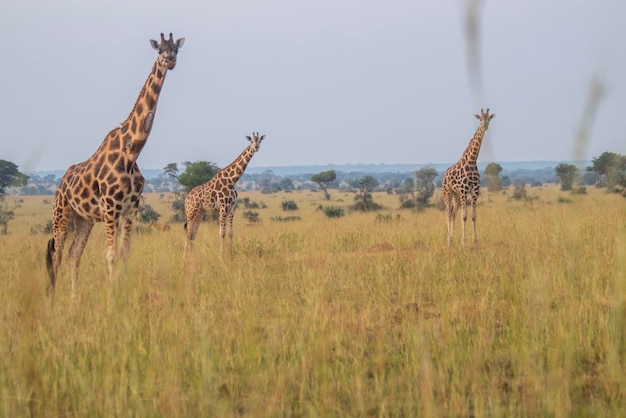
[260,135,266,141]
[246,136,252,141]
[176,38,185,49]
[475,114,480,119]
[489,114,495,120]
[150,39,160,50]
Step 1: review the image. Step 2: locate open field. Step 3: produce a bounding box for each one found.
[1,187,625,417]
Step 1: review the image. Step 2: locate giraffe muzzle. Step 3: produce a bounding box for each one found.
[165,58,177,70]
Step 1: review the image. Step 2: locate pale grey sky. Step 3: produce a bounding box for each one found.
[2,0,625,172]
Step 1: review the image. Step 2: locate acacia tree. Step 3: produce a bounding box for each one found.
[163,162,180,181]
[177,161,220,192]
[555,163,578,191]
[587,151,626,191]
[0,160,28,234]
[0,160,29,197]
[310,170,336,200]
[484,162,503,192]
[349,175,381,211]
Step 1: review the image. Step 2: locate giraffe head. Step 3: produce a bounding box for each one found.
[246,132,266,152]
[150,33,185,70]
[475,108,495,130]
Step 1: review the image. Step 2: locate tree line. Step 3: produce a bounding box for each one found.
[1,152,625,232]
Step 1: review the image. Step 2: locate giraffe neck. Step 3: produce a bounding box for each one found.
[460,126,486,167]
[96,59,170,161]
[221,144,257,184]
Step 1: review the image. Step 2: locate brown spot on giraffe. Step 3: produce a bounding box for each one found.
[442,108,495,247]
[183,133,266,257]
[46,33,185,299]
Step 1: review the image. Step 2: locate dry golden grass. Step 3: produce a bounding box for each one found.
[1,187,625,417]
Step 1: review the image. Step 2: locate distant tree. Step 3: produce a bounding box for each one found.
[0,161,28,234]
[399,167,438,209]
[484,162,503,192]
[400,178,414,194]
[163,162,180,181]
[169,196,186,223]
[414,167,438,206]
[349,176,382,211]
[279,177,295,192]
[0,199,20,234]
[0,160,29,197]
[43,173,57,184]
[510,181,528,201]
[310,170,337,200]
[178,161,220,193]
[260,178,282,194]
[587,151,626,191]
[555,163,578,191]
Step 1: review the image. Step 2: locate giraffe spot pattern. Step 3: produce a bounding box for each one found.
[48,33,183,291]
[110,134,120,149]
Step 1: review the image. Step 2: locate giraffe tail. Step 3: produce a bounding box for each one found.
[45,238,56,291]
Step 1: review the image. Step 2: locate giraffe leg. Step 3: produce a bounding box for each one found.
[470,196,478,244]
[451,198,460,245]
[47,219,70,297]
[115,214,136,279]
[47,196,73,297]
[103,217,119,283]
[226,207,235,255]
[460,197,468,246]
[443,191,454,246]
[218,207,228,256]
[120,213,135,260]
[67,217,95,300]
[184,205,205,258]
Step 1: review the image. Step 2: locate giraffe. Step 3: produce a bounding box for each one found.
[183,133,266,257]
[442,108,495,246]
[46,33,185,298]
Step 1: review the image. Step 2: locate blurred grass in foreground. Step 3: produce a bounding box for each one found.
[1,188,625,417]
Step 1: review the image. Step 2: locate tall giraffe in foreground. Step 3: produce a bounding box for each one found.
[442,108,495,246]
[183,133,266,257]
[46,33,185,297]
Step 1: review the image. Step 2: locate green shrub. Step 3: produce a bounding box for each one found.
[281,200,299,211]
[324,206,344,218]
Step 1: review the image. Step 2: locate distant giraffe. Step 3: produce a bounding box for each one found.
[183,133,266,256]
[46,33,185,298]
[442,108,495,246]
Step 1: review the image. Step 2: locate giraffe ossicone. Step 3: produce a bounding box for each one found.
[183,132,266,257]
[442,108,495,247]
[45,33,184,299]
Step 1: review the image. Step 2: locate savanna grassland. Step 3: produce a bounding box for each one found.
[1,186,625,417]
